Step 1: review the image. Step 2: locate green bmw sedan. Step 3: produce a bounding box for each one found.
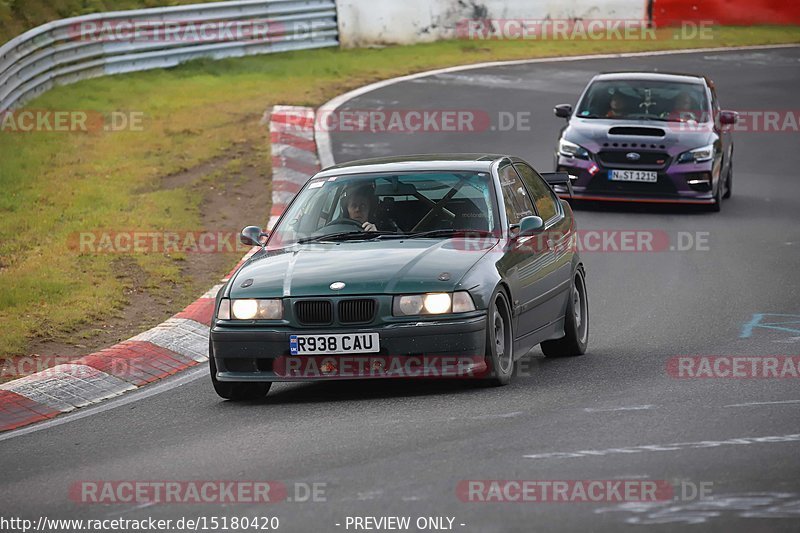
[209,154,588,399]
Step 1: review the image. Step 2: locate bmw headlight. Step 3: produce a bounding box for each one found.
[558,139,591,160]
[392,292,476,316]
[677,144,714,164]
[218,299,283,320]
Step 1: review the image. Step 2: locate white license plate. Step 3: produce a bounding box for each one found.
[289,333,380,355]
[608,170,658,182]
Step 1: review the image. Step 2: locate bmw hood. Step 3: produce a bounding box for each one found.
[228,239,497,298]
[562,118,716,156]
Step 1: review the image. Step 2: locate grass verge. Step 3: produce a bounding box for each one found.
[0,27,798,358]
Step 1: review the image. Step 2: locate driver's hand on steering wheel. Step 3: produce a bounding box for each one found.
[362,221,377,232]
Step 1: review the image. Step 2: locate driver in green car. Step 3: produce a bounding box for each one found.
[343,183,399,232]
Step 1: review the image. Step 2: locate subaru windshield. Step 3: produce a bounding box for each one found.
[576,80,711,122]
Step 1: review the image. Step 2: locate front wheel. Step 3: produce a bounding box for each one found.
[541,268,589,357]
[209,344,271,400]
[484,290,515,386]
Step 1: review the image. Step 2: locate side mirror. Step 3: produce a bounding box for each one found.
[554,104,573,119]
[518,215,544,236]
[719,110,738,125]
[241,226,266,246]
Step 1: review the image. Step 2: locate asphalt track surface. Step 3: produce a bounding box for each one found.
[2,46,799,532]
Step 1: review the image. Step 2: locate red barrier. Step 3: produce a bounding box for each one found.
[652,0,800,26]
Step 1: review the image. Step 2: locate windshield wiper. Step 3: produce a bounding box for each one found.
[403,229,496,239]
[296,231,397,244]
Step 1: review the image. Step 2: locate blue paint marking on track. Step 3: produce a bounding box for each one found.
[740,313,800,338]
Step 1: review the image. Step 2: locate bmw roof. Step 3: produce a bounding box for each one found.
[315,153,508,177]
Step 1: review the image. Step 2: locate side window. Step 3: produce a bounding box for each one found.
[498,164,535,225]
[515,163,559,223]
[296,182,341,233]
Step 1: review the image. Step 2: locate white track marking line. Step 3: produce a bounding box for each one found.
[523,433,800,460]
[467,411,524,420]
[724,399,800,408]
[584,405,655,412]
[315,44,800,168]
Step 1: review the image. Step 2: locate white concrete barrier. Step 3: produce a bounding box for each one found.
[335,0,647,46]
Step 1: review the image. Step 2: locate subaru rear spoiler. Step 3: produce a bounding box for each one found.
[540,172,573,197]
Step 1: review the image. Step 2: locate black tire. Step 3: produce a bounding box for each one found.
[723,160,733,199]
[541,268,589,357]
[484,289,515,386]
[209,344,271,400]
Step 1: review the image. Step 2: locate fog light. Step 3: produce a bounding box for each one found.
[687,175,712,192]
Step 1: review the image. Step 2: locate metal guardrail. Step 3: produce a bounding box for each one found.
[0,0,338,110]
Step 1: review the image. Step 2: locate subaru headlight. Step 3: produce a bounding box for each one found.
[558,139,591,160]
[220,299,283,320]
[677,144,714,164]
[392,292,476,316]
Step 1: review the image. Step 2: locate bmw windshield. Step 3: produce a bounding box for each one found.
[267,171,500,249]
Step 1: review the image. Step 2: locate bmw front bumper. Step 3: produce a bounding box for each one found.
[210,313,488,382]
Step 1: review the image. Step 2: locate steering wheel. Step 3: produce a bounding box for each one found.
[324,218,363,229]
[305,218,365,239]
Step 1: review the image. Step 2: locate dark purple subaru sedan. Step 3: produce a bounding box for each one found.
[553,72,738,211]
